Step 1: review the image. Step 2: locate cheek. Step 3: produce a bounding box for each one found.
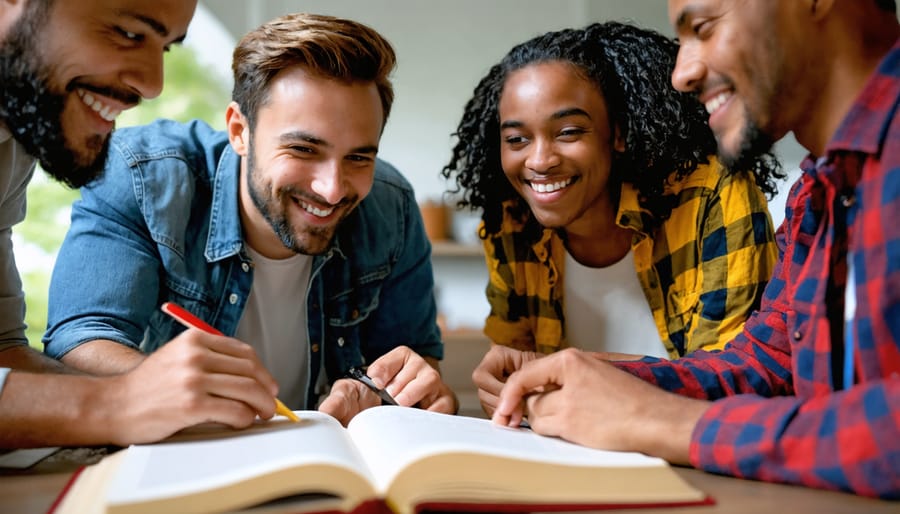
[349,171,376,199]
[499,148,523,181]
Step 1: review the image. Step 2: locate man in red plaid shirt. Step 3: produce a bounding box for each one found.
[493,0,900,498]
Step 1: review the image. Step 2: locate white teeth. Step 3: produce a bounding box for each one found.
[705,92,731,115]
[76,88,122,122]
[298,200,335,217]
[529,177,573,193]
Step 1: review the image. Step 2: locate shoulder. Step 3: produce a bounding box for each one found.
[668,156,768,210]
[108,119,229,175]
[369,158,414,197]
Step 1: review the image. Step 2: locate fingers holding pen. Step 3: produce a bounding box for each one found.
[156,329,281,419]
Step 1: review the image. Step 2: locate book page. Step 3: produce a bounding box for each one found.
[106,411,375,506]
[346,406,666,493]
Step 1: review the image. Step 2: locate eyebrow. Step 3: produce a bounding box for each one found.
[674,5,700,32]
[118,10,187,44]
[280,131,379,155]
[500,107,592,130]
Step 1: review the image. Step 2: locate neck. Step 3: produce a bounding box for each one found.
[563,214,632,268]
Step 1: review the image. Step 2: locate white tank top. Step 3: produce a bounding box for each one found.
[235,246,313,409]
[563,249,668,358]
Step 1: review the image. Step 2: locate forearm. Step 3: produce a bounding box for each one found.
[0,345,72,373]
[0,370,120,447]
[60,340,145,375]
[630,391,710,465]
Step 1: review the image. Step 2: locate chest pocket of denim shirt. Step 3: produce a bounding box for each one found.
[325,264,390,358]
[144,243,218,352]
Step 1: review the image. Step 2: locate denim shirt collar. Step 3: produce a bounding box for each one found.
[203,144,351,264]
[205,144,244,262]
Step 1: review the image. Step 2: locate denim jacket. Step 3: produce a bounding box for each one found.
[44,119,442,407]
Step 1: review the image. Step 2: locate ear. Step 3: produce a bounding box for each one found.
[613,125,626,153]
[225,101,250,156]
[806,0,836,21]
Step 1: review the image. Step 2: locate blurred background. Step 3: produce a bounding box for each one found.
[20,1,805,348]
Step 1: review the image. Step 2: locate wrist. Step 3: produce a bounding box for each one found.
[631,392,710,465]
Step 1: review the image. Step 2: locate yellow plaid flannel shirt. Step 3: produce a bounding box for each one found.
[482,159,777,358]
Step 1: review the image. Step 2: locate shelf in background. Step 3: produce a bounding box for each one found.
[430,241,483,258]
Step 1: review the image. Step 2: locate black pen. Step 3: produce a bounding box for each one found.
[345,366,399,406]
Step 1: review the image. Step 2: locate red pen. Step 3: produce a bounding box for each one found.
[161,301,300,423]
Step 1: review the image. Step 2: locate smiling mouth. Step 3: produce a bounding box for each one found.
[527,177,575,193]
[76,89,123,122]
[705,91,733,116]
[294,197,336,218]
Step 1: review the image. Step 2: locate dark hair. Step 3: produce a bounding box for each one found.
[441,21,783,237]
[231,13,396,131]
[875,0,896,13]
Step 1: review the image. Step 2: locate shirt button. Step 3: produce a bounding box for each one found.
[229,293,239,305]
[793,330,802,340]
[311,343,320,353]
[241,263,250,272]
[337,337,345,347]
[351,309,359,320]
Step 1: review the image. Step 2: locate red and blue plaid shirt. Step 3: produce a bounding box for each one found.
[617,38,900,499]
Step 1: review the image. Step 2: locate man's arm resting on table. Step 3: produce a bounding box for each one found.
[494,348,710,465]
[0,366,131,448]
[0,344,70,373]
[60,340,145,375]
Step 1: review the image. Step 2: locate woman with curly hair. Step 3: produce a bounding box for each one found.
[441,21,783,415]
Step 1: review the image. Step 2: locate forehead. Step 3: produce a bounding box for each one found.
[500,61,605,112]
[257,66,383,141]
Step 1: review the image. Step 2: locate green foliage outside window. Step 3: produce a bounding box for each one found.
[21,45,231,348]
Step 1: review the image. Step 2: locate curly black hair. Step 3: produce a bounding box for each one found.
[441,21,784,238]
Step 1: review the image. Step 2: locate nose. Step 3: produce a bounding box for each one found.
[309,161,347,205]
[121,49,165,100]
[671,45,705,93]
[524,137,561,173]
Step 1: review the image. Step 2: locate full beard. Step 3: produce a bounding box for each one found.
[0,8,107,189]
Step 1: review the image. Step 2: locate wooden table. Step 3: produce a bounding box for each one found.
[0,447,896,514]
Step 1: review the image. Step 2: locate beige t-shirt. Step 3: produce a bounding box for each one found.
[235,246,313,409]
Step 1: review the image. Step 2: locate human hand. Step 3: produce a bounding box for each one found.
[493,348,708,464]
[320,346,458,426]
[105,329,280,445]
[472,344,541,417]
[317,377,382,426]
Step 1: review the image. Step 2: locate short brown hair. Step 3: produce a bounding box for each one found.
[231,13,396,130]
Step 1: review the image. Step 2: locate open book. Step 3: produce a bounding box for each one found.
[51,406,712,514]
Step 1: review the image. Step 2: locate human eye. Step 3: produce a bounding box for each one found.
[288,145,316,156]
[503,133,528,147]
[113,26,145,44]
[558,127,586,139]
[346,154,374,163]
[691,19,713,39]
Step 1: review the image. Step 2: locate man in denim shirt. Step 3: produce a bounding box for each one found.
[44,13,457,425]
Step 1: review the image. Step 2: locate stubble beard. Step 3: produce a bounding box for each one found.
[246,146,342,256]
